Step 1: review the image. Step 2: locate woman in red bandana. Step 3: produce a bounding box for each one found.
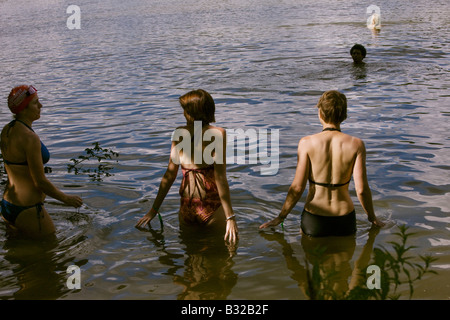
[1,85,82,238]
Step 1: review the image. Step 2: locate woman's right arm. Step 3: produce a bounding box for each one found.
[353,139,384,227]
[135,141,179,228]
[259,137,310,229]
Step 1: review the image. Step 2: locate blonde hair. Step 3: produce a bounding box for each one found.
[316,90,347,124]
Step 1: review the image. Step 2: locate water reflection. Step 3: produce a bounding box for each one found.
[260,226,380,300]
[2,236,69,299]
[0,207,91,299]
[143,223,238,300]
[0,0,448,300]
[351,63,367,80]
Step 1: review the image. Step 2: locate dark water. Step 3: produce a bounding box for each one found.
[0,0,449,299]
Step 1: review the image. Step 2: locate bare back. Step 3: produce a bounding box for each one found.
[302,130,362,216]
[172,124,225,198]
[1,122,46,206]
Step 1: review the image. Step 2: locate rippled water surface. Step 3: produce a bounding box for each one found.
[0,0,449,300]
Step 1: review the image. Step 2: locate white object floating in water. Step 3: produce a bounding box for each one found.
[366,4,381,30]
[367,13,381,29]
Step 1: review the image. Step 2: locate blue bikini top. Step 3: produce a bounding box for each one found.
[3,120,50,166]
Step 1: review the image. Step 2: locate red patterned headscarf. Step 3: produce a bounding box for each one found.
[7,85,38,114]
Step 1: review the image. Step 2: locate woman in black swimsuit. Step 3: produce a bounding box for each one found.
[260,90,384,236]
[1,85,82,238]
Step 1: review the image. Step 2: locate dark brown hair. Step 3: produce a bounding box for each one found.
[316,90,347,124]
[179,89,215,125]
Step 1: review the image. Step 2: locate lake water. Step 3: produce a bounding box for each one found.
[0,0,449,300]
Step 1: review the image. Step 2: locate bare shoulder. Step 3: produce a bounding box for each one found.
[347,134,366,153]
[0,124,8,139]
[2,123,39,145]
[299,134,314,143]
[297,135,315,156]
[21,128,40,149]
[298,133,317,148]
[0,125,8,150]
[208,124,225,132]
[175,125,189,131]
[207,125,226,136]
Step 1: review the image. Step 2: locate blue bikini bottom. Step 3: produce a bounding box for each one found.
[1,199,43,226]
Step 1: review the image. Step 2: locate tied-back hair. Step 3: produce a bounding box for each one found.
[179,89,216,126]
[316,90,347,124]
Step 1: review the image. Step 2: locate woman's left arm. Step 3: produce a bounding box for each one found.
[213,128,238,244]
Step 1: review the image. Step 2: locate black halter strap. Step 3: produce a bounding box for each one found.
[322,127,341,132]
[9,119,34,132]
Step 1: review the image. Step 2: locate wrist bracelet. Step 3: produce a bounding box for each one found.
[151,205,163,230]
[157,211,163,229]
[226,214,236,221]
[279,216,285,231]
